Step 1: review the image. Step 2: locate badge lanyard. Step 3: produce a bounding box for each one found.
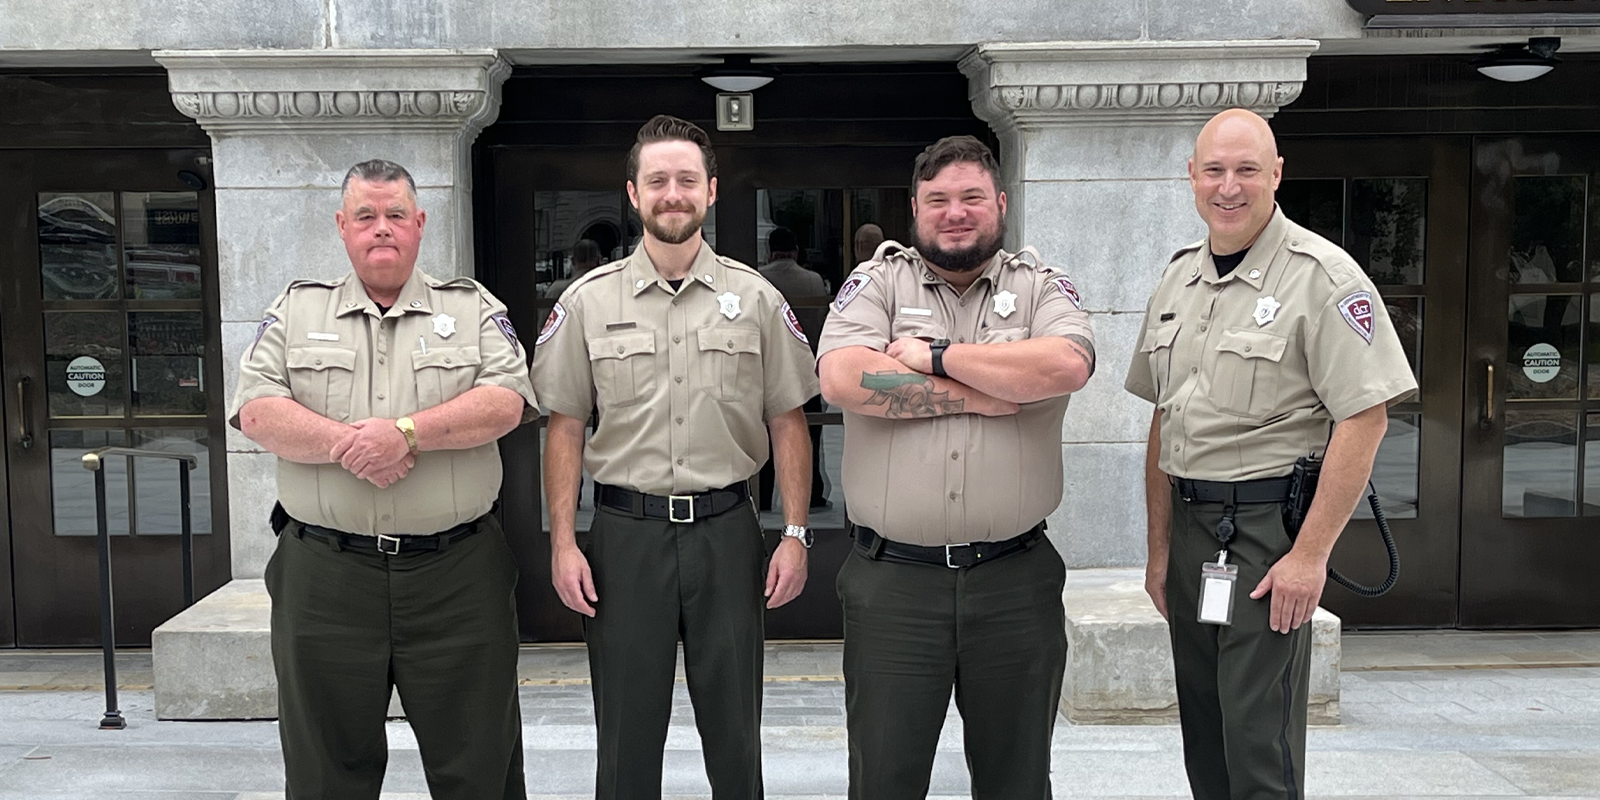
[1199,483,1239,627]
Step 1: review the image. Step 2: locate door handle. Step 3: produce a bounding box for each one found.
[1480,360,1496,430]
[15,376,32,449]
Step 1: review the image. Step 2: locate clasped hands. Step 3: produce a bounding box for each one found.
[329,418,415,489]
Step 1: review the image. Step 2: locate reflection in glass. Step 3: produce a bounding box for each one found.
[1349,179,1426,285]
[1510,176,1585,284]
[538,424,595,534]
[849,188,914,263]
[532,191,629,299]
[1586,414,1600,516]
[1506,294,1581,400]
[131,429,212,534]
[130,312,206,416]
[1502,410,1578,518]
[1589,294,1600,401]
[1384,296,1423,381]
[51,429,130,536]
[1275,179,1342,246]
[760,418,847,532]
[1354,413,1419,520]
[38,192,120,300]
[46,311,125,418]
[122,192,203,300]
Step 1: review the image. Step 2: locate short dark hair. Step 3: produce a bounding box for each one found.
[626,115,718,183]
[768,226,798,254]
[341,159,417,198]
[572,238,603,265]
[911,136,1002,196]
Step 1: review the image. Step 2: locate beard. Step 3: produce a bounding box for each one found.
[915,216,1007,273]
[642,203,705,245]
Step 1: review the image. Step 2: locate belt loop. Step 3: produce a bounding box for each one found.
[630,490,645,518]
[327,531,343,553]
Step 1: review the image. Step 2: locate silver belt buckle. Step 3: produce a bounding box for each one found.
[668,495,696,524]
[376,534,402,555]
[945,543,970,569]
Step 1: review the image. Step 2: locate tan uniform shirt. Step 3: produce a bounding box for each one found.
[1124,207,1418,482]
[531,242,820,495]
[817,242,1095,546]
[229,269,538,536]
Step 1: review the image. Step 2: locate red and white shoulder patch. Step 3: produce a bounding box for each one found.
[1338,291,1374,344]
[535,303,567,346]
[1049,276,1083,309]
[781,302,808,344]
[833,273,872,312]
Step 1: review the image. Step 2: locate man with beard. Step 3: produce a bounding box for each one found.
[817,135,1096,800]
[532,114,819,800]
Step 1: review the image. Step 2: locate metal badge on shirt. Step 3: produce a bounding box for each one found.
[432,313,456,339]
[992,289,1018,319]
[1198,549,1238,626]
[1254,296,1281,327]
[717,292,742,320]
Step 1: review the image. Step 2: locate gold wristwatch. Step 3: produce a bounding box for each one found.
[395,416,420,455]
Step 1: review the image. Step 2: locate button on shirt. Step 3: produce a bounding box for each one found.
[532,243,820,495]
[229,269,539,536]
[1124,207,1418,482]
[817,243,1095,546]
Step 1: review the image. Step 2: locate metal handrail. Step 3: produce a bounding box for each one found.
[80,446,201,731]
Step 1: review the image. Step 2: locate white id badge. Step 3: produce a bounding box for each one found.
[1198,550,1238,626]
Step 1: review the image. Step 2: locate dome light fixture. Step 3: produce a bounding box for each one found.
[1475,37,1561,83]
[697,55,778,93]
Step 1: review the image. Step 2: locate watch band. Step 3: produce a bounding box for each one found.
[782,524,813,549]
[930,339,951,379]
[395,416,420,455]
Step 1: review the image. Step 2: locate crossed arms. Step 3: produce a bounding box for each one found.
[820,334,1094,419]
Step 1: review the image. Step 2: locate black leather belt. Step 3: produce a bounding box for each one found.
[270,502,490,556]
[853,523,1045,569]
[1173,477,1292,505]
[596,482,750,523]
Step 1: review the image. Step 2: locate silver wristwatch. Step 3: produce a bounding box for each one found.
[781,524,813,549]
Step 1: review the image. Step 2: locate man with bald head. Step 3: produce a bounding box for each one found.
[1125,110,1415,799]
[853,223,884,265]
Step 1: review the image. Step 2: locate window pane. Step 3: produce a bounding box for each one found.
[131,429,212,535]
[1275,179,1343,247]
[38,192,119,300]
[1585,414,1600,516]
[532,191,628,299]
[50,429,130,536]
[1511,176,1585,284]
[1506,294,1581,401]
[45,311,125,418]
[1349,178,1426,285]
[1503,410,1578,518]
[1385,295,1423,382]
[1354,412,1419,520]
[849,188,914,265]
[130,312,207,416]
[122,191,203,300]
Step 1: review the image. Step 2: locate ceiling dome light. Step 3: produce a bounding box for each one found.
[697,55,778,92]
[1475,37,1560,83]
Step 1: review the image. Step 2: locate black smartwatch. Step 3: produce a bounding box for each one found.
[929,338,951,378]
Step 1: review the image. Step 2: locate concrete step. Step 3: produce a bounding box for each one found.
[1061,568,1339,724]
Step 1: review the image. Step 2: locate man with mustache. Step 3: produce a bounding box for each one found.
[533,115,819,800]
[1126,109,1415,799]
[817,135,1096,799]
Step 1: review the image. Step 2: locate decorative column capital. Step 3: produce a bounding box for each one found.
[153,49,510,137]
[960,40,1319,129]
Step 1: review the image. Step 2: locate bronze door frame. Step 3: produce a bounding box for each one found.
[1276,136,1472,627]
[1460,135,1600,628]
[0,149,230,647]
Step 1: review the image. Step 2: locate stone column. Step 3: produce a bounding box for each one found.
[155,49,510,578]
[960,41,1317,568]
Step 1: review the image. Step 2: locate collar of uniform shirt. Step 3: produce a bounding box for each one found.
[627,241,724,296]
[334,268,435,317]
[1189,205,1288,291]
[913,249,1007,292]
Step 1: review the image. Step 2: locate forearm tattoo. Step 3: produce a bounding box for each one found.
[1064,334,1096,377]
[860,371,965,418]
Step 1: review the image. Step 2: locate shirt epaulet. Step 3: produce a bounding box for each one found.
[565,261,629,297]
[1285,226,1367,288]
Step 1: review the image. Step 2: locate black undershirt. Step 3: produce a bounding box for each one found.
[375,303,390,315]
[1213,248,1250,278]
[667,279,684,291]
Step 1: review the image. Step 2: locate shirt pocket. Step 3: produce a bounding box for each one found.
[286,345,357,422]
[891,315,947,341]
[978,325,1030,344]
[696,326,762,402]
[413,345,481,410]
[1139,321,1181,400]
[1210,328,1288,419]
[588,331,658,408]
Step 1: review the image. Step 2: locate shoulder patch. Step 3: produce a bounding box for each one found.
[1049,276,1083,309]
[1337,291,1375,344]
[536,303,567,346]
[491,313,521,355]
[780,302,808,344]
[834,272,873,312]
[249,315,278,358]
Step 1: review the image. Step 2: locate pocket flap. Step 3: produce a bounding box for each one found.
[286,345,356,371]
[414,346,482,371]
[1140,321,1181,353]
[589,331,657,361]
[1215,329,1288,362]
[696,327,761,355]
[891,316,948,341]
[979,325,1030,344]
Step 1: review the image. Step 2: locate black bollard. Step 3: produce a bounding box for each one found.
[93,465,126,731]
